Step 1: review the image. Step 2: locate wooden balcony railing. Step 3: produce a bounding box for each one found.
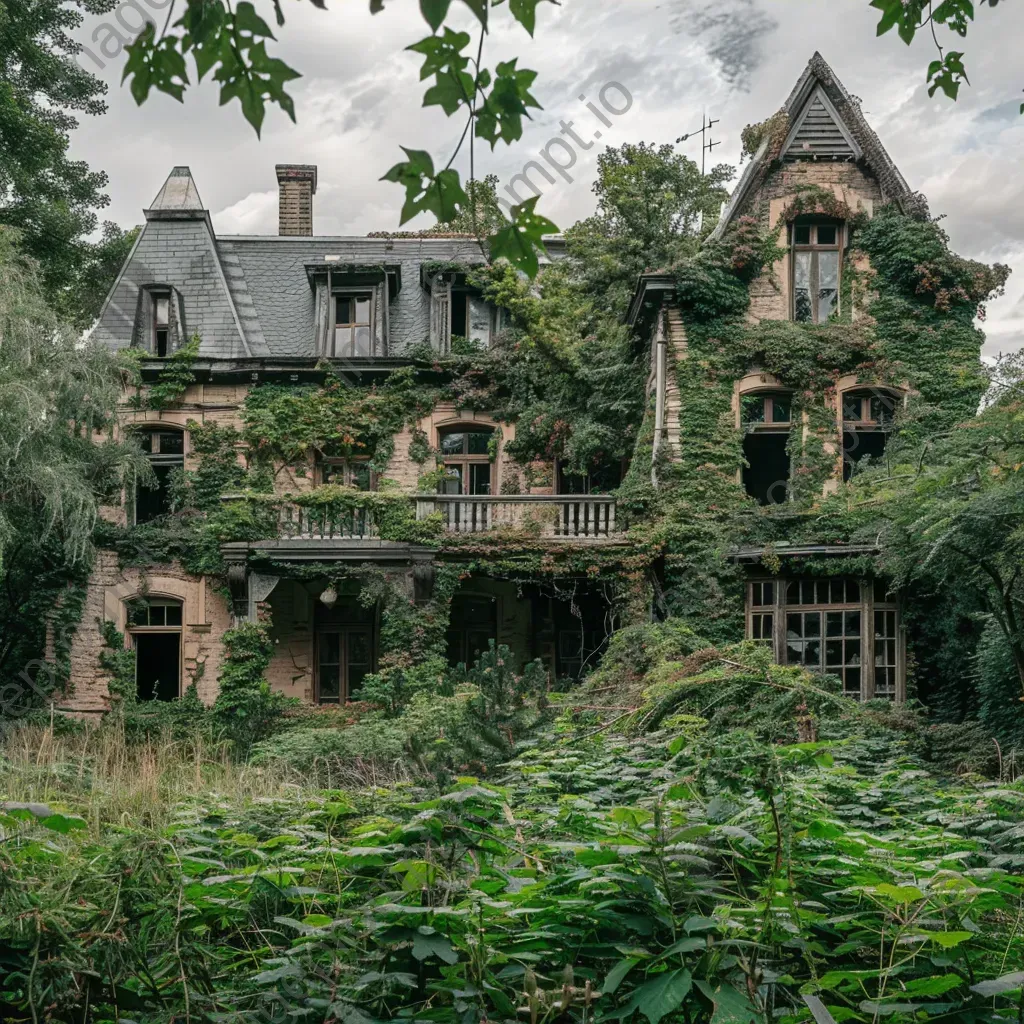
[415,494,620,539]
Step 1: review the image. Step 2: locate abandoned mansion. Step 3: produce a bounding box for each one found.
[64,54,991,713]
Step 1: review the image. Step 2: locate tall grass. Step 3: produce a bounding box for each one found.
[0,721,313,830]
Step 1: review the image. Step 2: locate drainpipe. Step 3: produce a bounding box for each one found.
[651,308,667,488]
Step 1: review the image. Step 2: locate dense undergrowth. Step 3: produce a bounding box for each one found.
[3,632,1023,1024]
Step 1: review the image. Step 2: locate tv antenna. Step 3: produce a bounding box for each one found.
[676,112,720,174]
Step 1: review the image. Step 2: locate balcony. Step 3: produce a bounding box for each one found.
[415,494,620,540]
[219,493,623,546]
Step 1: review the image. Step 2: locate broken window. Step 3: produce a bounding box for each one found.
[741,392,792,505]
[842,389,898,480]
[152,291,171,356]
[135,427,185,524]
[791,220,841,323]
[332,292,374,358]
[440,427,494,496]
[745,576,901,700]
[128,598,183,702]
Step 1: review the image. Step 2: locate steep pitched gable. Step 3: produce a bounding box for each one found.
[713,53,925,239]
[91,167,258,358]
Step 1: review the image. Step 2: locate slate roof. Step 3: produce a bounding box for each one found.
[92,166,562,362]
[712,52,925,239]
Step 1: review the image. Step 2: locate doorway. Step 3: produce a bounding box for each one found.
[128,598,183,701]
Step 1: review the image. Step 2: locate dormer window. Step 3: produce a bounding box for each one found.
[152,291,171,356]
[332,293,373,358]
[791,220,841,323]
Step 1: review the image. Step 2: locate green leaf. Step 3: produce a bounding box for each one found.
[40,811,88,833]
[695,982,759,1024]
[412,930,458,964]
[904,975,963,997]
[603,957,642,995]
[234,1,274,38]
[970,971,1024,996]
[489,197,557,277]
[508,0,551,35]
[419,0,452,31]
[656,937,706,959]
[924,930,973,948]
[871,0,905,35]
[873,883,925,903]
[619,969,692,1024]
[423,68,475,115]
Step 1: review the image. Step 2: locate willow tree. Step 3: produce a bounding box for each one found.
[0,228,145,687]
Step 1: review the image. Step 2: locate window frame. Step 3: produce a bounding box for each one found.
[151,289,172,357]
[315,625,375,704]
[745,576,903,702]
[840,387,901,480]
[791,219,843,324]
[318,456,376,491]
[740,391,793,432]
[438,426,496,496]
[126,597,184,702]
[330,288,376,359]
[134,426,186,525]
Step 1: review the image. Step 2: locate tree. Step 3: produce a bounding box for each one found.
[122,0,559,273]
[0,0,117,301]
[565,142,732,318]
[878,353,1024,692]
[870,0,1019,111]
[0,228,145,685]
[61,222,140,330]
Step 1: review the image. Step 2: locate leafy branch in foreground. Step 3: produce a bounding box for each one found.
[870,0,1020,111]
[122,0,560,273]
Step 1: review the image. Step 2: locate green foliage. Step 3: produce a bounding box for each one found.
[144,333,201,408]
[3,689,1024,1022]
[0,0,113,305]
[212,623,290,754]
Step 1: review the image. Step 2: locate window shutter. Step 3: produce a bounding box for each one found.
[133,288,155,351]
[430,274,452,354]
[168,289,189,353]
[314,277,331,356]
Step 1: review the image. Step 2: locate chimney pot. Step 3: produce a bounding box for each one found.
[276,164,317,236]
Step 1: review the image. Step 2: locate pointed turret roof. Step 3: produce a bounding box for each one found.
[713,53,926,238]
[145,165,206,220]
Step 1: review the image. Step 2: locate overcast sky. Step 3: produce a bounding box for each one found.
[69,0,1024,354]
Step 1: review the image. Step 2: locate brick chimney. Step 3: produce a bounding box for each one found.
[276,164,317,236]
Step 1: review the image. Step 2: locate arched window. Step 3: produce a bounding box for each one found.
[791,218,842,323]
[134,426,185,524]
[439,426,495,495]
[740,391,792,505]
[842,389,898,480]
[127,597,183,701]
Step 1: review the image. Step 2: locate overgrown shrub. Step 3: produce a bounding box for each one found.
[213,623,290,755]
[976,617,1024,750]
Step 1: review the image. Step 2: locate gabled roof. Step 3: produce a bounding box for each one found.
[713,52,926,239]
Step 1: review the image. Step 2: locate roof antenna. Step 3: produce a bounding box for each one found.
[676,111,721,176]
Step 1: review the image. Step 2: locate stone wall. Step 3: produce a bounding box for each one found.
[744,159,882,322]
[63,551,232,713]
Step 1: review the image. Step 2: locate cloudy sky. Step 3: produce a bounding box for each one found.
[70,0,1024,354]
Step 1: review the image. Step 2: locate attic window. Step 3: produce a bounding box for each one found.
[152,291,171,357]
[791,220,841,324]
[332,293,373,358]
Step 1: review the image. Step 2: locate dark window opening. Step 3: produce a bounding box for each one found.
[842,390,897,480]
[135,428,185,524]
[133,633,181,702]
[450,291,470,340]
[316,598,376,704]
[152,292,171,357]
[791,220,842,324]
[556,460,623,495]
[447,595,498,668]
[743,433,790,505]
